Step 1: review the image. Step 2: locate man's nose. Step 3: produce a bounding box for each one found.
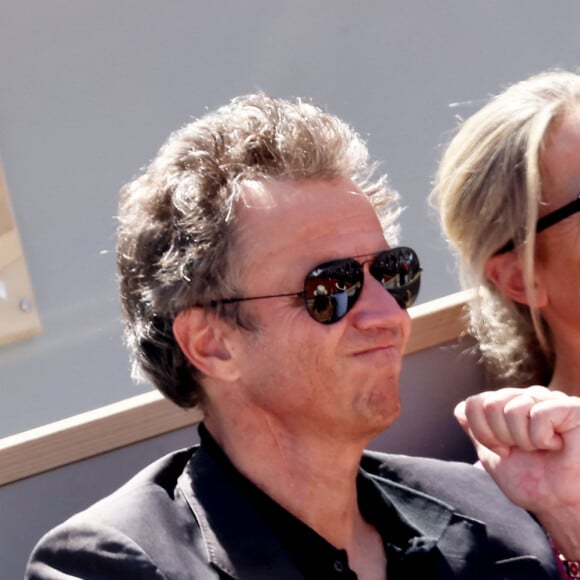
[350,265,411,330]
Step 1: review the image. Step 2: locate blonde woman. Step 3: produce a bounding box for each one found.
[433,70,580,395]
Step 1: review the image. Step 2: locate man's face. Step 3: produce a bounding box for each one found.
[226,177,411,444]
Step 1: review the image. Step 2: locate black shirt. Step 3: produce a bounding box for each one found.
[199,424,443,579]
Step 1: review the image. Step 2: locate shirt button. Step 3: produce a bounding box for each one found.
[334,560,344,573]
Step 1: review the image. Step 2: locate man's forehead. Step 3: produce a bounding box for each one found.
[233,177,386,263]
[236,177,366,211]
[237,179,278,210]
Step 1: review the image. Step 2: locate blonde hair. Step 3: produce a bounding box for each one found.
[432,70,580,385]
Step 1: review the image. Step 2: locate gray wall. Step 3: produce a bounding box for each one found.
[1,1,580,435]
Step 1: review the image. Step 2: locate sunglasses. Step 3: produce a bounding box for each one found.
[495,194,580,254]
[212,246,421,324]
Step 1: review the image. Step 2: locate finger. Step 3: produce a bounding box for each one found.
[502,394,537,451]
[455,397,511,457]
[500,389,567,451]
[478,393,517,448]
[529,397,580,450]
[456,387,556,456]
[455,401,509,462]
[454,400,468,429]
[463,389,527,449]
[522,385,562,403]
[460,387,556,450]
[503,389,569,450]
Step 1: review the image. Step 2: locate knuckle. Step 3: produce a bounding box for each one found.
[503,403,522,420]
[482,397,504,415]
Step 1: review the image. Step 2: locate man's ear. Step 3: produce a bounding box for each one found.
[173,308,239,381]
[484,252,547,308]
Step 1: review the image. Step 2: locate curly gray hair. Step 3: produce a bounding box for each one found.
[117,92,400,408]
[432,70,580,385]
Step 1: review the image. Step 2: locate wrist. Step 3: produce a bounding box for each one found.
[537,509,580,563]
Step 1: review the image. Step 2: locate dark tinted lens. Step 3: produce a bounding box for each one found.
[304,258,363,323]
[370,247,421,309]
